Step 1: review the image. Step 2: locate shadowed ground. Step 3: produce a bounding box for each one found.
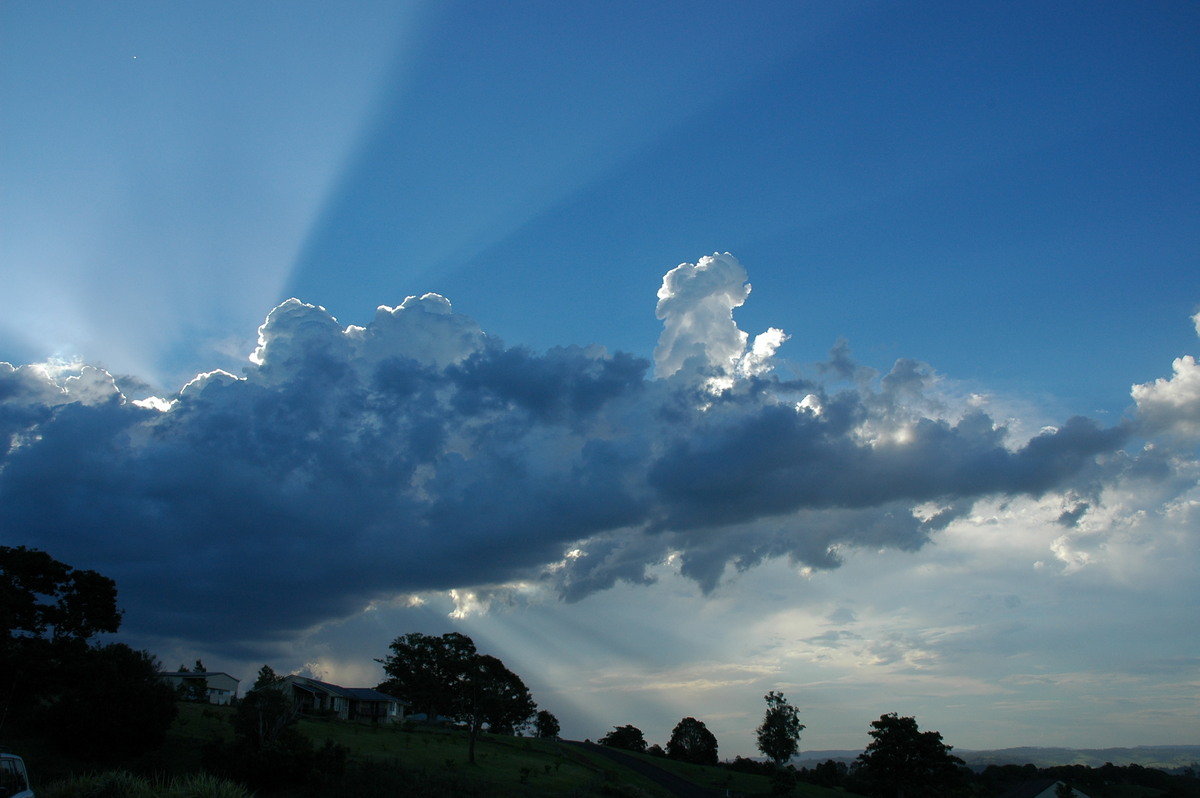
[565,741,722,798]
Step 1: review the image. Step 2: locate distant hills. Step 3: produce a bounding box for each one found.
[796,746,1200,772]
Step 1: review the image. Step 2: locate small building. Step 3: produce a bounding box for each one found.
[159,670,240,705]
[999,779,1092,798]
[280,675,407,724]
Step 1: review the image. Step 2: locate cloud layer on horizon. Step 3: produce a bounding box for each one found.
[1,254,1195,655]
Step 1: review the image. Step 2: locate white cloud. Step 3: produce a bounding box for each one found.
[1129,308,1200,441]
[653,252,753,379]
[1132,354,1200,440]
[3,255,1198,753]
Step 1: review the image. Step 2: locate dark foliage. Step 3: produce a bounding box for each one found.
[599,725,648,752]
[853,713,969,798]
[667,717,718,766]
[377,631,478,723]
[205,684,350,792]
[0,546,176,762]
[42,641,179,759]
[377,631,536,764]
[0,545,122,642]
[756,690,805,766]
[535,709,561,739]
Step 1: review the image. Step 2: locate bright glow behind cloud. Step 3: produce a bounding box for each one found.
[1,253,1172,650]
[2,253,1198,753]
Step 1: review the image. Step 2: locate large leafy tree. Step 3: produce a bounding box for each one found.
[0,546,175,762]
[599,724,648,752]
[377,632,536,764]
[377,631,477,723]
[756,690,806,766]
[0,545,121,642]
[462,653,536,763]
[854,713,968,798]
[667,717,719,766]
[45,642,179,759]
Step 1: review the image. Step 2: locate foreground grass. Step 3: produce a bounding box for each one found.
[163,702,666,796]
[40,771,251,798]
[607,750,851,798]
[150,703,848,796]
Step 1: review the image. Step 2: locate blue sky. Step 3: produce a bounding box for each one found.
[2,1,1199,757]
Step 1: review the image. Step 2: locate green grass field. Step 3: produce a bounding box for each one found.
[156,702,860,797]
[166,703,676,796]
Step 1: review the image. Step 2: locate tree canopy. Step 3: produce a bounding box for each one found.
[377,631,478,723]
[599,724,648,752]
[1,544,121,642]
[0,546,175,762]
[854,713,968,798]
[535,709,561,739]
[756,690,805,766]
[377,631,536,764]
[667,717,718,766]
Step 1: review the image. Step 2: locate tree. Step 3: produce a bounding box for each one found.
[667,717,718,766]
[460,653,536,763]
[377,632,537,764]
[207,680,347,792]
[186,657,210,702]
[1,545,121,642]
[599,725,648,752]
[377,631,477,723]
[757,690,805,766]
[854,713,968,798]
[232,683,301,748]
[535,709,561,739]
[0,547,175,762]
[44,643,179,759]
[254,663,285,691]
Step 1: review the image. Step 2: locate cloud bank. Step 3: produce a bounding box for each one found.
[1,254,1192,652]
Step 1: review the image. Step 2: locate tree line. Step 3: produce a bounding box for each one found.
[6,547,1198,798]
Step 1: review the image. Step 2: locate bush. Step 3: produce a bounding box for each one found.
[40,771,252,798]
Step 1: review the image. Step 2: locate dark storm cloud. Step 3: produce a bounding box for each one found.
[0,255,1156,650]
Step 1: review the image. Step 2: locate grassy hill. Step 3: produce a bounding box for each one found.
[163,702,848,797]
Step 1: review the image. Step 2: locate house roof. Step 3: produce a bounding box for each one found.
[160,671,240,681]
[285,675,408,704]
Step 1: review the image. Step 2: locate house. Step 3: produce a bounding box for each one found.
[159,670,240,705]
[999,779,1092,798]
[280,674,408,724]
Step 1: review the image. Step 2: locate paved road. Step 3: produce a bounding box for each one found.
[562,741,725,798]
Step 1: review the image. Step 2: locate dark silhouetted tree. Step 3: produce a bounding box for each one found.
[599,725,648,752]
[207,680,347,792]
[535,709,561,739]
[462,653,536,763]
[1,545,121,641]
[185,657,210,702]
[0,547,175,762]
[854,713,968,798]
[377,631,477,723]
[377,631,536,764]
[667,717,718,765]
[757,690,805,766]
[46,642,179,759]
[253,663,285,691]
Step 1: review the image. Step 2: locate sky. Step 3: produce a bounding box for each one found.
[1,0,1198,758]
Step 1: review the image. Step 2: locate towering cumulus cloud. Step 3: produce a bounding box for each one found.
[0,254,1187,650]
